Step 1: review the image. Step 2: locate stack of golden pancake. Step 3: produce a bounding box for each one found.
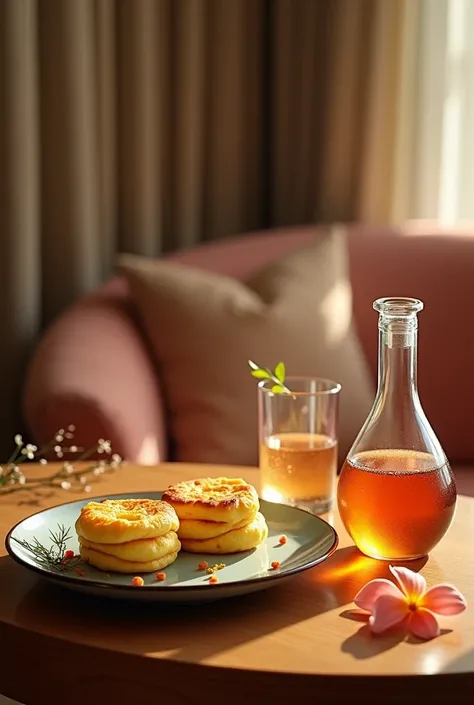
[161,477,268,553]
[76,498,181,573]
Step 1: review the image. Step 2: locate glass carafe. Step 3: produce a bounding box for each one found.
[337,297,457,561]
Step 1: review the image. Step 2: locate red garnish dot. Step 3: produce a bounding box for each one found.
[271,561,280,570]
[64,549,75,560]
[279,535,287,545]
[155,572,166,581]
[209,575,219,584]
[197,561,208,571]
[74,568,86,576]
[132,576,144,587]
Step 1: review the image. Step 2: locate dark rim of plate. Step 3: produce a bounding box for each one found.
[5,491,339,593]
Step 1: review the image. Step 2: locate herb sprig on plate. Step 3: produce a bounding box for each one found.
[12,524,82,573]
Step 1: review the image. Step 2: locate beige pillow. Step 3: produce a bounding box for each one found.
[119,228,375,466]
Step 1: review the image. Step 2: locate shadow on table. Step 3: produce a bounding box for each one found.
[9,546,429,665]
[339,610,452,660]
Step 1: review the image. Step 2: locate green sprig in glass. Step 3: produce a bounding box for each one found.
[248,360,291,394]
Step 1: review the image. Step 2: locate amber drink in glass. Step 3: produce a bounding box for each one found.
[259,377,340,514]
[337,298,457,560]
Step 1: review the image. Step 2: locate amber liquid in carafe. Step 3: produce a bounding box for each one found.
[338,449,456,560]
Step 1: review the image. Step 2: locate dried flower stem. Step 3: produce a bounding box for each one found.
[0,427,122,497]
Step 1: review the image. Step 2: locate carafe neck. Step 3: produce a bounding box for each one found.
[375,298,423,405]
[377,326,418,402]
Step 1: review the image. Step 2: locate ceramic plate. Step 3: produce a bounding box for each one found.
[5,491,338,603]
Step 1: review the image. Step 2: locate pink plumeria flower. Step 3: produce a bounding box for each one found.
[354,565,467,640]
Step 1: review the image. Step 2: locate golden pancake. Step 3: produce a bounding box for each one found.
[78,531,180,563]
[79,544,179,573]
[161,477,259,525]
[75,498,179,544]
[180,511,268,554]
[176,514,253,540]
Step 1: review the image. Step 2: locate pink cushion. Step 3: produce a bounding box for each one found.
[452,465,474,497]
[23,290,168,464]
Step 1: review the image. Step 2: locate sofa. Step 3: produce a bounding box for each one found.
[22,223,474,495]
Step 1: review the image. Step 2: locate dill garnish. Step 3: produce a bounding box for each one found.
[12,524,82,573]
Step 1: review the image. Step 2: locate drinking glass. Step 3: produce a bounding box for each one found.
[258,377,341,514]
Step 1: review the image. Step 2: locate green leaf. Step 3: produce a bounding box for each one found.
[274,361,286,383]
[248,358,291,394]
[250,369,270,379]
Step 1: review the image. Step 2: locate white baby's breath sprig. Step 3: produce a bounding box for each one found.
[97,439,112,454]
[0,428,123,496]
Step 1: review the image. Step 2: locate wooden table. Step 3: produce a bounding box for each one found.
[0,462,473,705]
